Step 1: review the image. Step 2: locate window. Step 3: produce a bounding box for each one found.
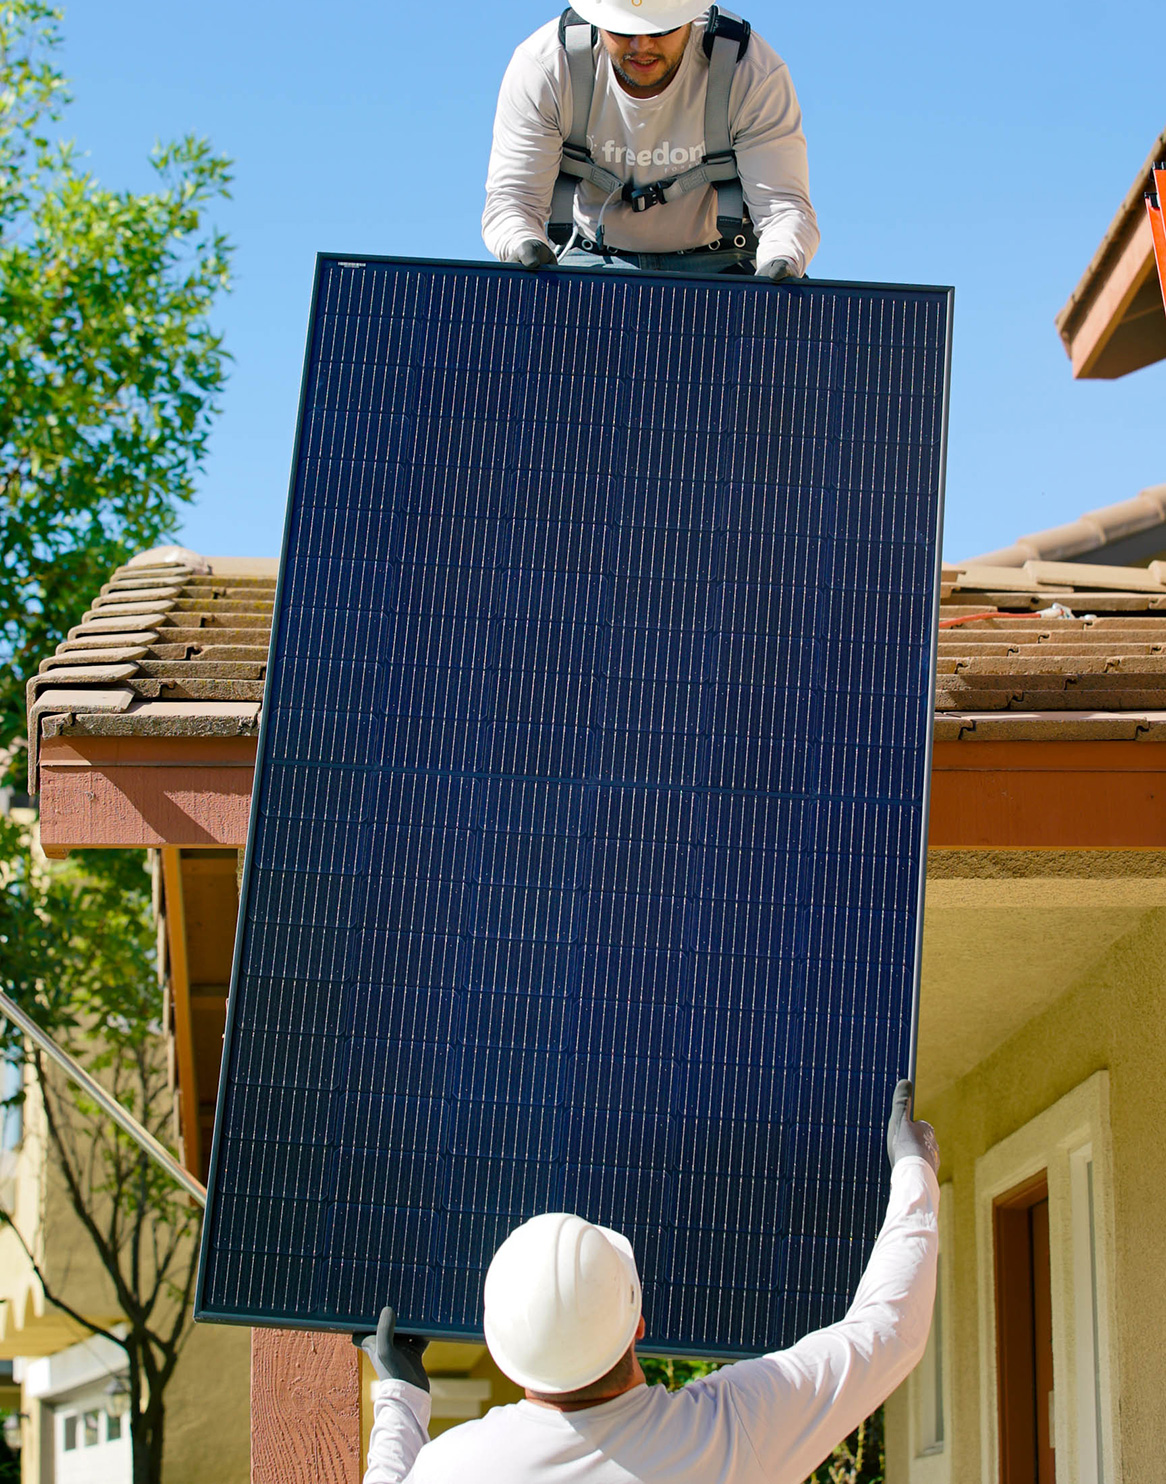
[917,1252,945,1454]
[54,1386,131,1483]
[907,1179,952,1484]
[0,1055,22,1152]
[975,1073,1120,1484]
[1070,1147,1107,1484]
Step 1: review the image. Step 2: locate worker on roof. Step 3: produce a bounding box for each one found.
[483,1,819,281]
[358,1081,939,1483]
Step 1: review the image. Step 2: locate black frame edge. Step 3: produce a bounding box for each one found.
[194,253,329,1325]
[906,285,956,1093]
[315,250,956,298]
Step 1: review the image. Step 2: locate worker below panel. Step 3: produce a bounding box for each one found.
[483,1,820,281]
[358,1081,940,1483]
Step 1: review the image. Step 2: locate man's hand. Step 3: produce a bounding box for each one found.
[886,1079,940,1173]
[353,1305,430,1392]
[756,257,797,283]
[512,239,557,271]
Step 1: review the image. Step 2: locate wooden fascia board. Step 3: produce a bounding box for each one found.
[37,727,1166,852]
[38,736,257,854]
[160,848,202,1180]
[1063,213,1157,378]
[929,740,1166,847]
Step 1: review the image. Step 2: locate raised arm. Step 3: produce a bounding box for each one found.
[703,1086,939,1482]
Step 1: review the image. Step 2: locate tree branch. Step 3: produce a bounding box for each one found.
[35,1051,141,1320]
[130,1146,147,1311]
[142,1209,193,1316]
[0,1209,126,1352]
[160,1236,200,1376]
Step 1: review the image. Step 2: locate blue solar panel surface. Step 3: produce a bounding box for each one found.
[196,256,951,1356]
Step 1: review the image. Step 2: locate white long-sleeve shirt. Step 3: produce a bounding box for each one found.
[482,17,820,274]
[364,1158,939,1484]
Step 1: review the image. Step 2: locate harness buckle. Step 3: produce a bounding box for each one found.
[625,181,669,212]
[703,149,738,174]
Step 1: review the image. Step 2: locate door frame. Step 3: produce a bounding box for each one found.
[974,1073,1120,1484]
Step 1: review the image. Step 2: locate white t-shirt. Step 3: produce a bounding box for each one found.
[364,1159,939,1484]
[483,17,820,273]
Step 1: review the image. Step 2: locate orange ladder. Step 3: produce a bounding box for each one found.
[1147,162,1166,316]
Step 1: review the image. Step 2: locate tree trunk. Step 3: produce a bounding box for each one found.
[130,1395,167,1484]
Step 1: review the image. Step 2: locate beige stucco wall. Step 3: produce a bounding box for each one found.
[886,904,1166,1483]
[163,1319,250,1482]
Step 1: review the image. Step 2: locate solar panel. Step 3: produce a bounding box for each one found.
[196,256,951,1357]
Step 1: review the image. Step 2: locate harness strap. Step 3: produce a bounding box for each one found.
[557,144,625,197]
[550,9,601,240]
[703,7,747,234]
[620,153,739,212]
[563,9,595,145]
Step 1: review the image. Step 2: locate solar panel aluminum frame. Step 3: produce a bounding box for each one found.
[196,254,953,1353]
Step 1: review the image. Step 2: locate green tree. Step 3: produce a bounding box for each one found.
[0,4,231,1481]
[640,1354,724,1389]
[805,1409,884,1484]
[0,1418,17,1480]
[0,0,231,788]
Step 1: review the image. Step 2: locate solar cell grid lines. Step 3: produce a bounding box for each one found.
[196,256,951,1357]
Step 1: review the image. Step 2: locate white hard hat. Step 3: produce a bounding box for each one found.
[570,0,709,35]
[483,1213,642,1394]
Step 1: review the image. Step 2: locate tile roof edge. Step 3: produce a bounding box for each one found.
[125,545,210,574]
[933,710,1166,742]
[956,482,1166,568]
[27,685,138,791]
[34,702,263,783]
[1055,124,1166,343]
[203,556,280,578]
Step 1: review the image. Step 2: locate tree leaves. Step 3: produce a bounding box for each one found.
[0,1,233,787]
[0,7,232,1477]
[0,821,157,1045]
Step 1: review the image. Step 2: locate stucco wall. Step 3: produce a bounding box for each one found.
[163,1320,250,1483]
[886,905,1166,1483]
[1,1071,124,1360]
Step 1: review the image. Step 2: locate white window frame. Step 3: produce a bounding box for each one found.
[974,1071,1121,1484]
[906,1180,953,1484]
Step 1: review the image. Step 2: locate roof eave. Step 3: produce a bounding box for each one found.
[1055,126,1166,380]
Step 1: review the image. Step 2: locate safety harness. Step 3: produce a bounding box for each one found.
[548,5,754,248]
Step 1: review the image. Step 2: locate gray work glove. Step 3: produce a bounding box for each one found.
[886,1079,940,1173]
[352,1305,430,1392]
[756,257,797,282]
[513,239,557,271]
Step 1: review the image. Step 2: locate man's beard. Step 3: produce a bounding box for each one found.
[612,49,684,93]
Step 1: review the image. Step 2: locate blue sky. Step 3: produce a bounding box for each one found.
[60,1,1163,563]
